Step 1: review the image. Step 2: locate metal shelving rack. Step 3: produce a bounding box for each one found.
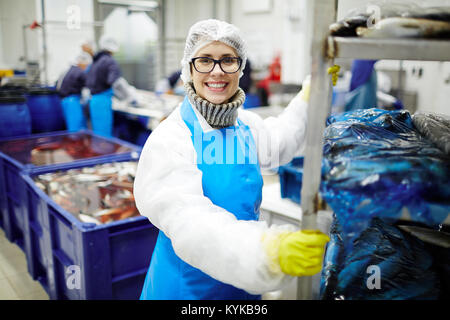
[328,37,450,61]
[297,0,450,300]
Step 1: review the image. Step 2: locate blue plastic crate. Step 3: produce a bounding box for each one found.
[0,130,141,246]
[279,157,304,204]
[113,111,151,147]
[18,158,158,300]
[243,93,262,109]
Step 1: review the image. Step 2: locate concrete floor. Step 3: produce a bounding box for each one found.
[0,228,49,300]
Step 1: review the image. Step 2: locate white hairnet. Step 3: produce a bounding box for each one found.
[180,19,248,84]
[99,35,119,53]
[81,39,97,52]
[74,51,92,65]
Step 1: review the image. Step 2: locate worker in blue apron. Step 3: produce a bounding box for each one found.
[57,52,92,132]
[135,19,330,300]
[86,35,137,137]
[345,60,404,112]
[345,60,379,112]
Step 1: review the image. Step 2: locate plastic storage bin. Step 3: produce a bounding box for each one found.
[113,111,152,147]
[26,87,66,133]
[0,130,141,247]
[18,158,158,299]
[0,92,31,138]
[279,157,304,204]
[243,93,262,109]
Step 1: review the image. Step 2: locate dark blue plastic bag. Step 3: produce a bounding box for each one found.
[319,108,450,300]
[320,217,442,300]
[320,109,450,245]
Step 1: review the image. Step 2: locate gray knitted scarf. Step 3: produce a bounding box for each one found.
[184,82,246,128]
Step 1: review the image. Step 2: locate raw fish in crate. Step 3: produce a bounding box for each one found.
[34,161,139,224]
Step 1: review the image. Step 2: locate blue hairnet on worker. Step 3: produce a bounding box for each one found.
[134,19,329,300]
[86,35,137,137]
[56,51,92,132]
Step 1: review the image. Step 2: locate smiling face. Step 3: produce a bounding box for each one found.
[191,41,241,105]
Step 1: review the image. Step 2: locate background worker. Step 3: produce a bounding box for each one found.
[155,69,184,95]
[345,59,404,112]
[81,39,96,59]
[239,58,253,94]
[56,51,92,132]
[345,59,378,111]
[86,35,137,137]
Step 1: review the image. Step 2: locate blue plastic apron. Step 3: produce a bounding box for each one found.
[89,88,113,137]
[140,97,264,300]
[345,60,378,112]
[61,94,86,132]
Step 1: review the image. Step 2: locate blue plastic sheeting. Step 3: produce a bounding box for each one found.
[320,109,450,247]
[320,217,446,300]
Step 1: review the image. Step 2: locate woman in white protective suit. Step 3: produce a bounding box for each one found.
[134,19,330,300]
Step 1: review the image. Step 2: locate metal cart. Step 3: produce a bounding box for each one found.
[298,0,450,300]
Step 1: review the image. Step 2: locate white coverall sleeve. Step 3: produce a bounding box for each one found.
[240,90,309,170]
[133,113,296,294]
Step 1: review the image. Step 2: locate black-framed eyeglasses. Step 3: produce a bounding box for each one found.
[191,56,242,74]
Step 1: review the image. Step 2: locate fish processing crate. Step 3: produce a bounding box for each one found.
[18,158,158,300]
[0,130,141,248]
[279,157,304,204]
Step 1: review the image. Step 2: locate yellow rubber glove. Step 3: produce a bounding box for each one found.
[327,64,340,86]
[299,76,311,102]
[277,230,330,277]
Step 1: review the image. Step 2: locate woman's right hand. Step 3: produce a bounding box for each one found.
[277,230,330,277]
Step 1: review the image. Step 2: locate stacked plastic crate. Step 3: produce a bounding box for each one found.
[0,130,158,299]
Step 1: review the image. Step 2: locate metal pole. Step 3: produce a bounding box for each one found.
[398,60,404,102]
[93,0,104,44]
[41,0,48,85]
[22,25,29,67]
[297,0,336,300]
[158,0,166,79]
[226,0,232,23]
[43,20,105,27]
[212,0,218,19]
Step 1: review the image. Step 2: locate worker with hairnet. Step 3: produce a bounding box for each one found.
[134,19,331,300]
[80,39,96,77]
[155,70,184,95]
[86,35,137,137]
[56,51,92,132]
[81,39,96,58]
